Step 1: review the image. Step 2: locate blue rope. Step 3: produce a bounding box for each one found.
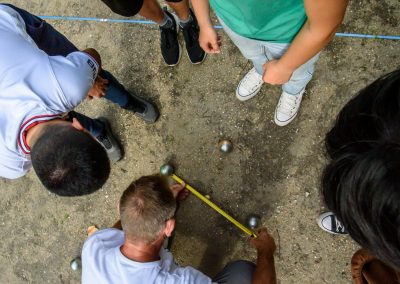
[38,15,400,40]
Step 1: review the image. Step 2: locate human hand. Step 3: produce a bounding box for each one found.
[170,183,190,201]
[250,228,276,257]
[88,75,108,99]
[262,60,293,85]
[199,26,221,54]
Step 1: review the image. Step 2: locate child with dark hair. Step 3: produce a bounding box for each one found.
[0,4,159,196]
[317,69,400,282]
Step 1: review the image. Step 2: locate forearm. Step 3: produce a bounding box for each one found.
[278,21,337,72]
[191,0,213,29]
[252,254,276,284]
[278,0,348,72]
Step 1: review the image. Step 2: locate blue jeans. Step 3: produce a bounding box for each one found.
[5,4,131,137]
[219,17,320,95]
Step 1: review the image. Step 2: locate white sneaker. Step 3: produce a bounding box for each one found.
[317,212,348,235]
[236,68,264,101]
[274,89,305,126]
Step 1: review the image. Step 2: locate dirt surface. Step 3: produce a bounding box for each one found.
[0,0,399,283]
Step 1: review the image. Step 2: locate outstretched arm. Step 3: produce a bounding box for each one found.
[263,0,349,85]
[250,228,277,284]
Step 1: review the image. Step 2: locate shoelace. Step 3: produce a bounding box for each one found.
[97,134,112,149]
[335,218,346,233]
[242,70,263,91]
[278,93,299,116]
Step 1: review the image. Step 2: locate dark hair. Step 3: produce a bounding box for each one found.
[119,175,176,243]
[31,124,110,196]
[322,69,400,269]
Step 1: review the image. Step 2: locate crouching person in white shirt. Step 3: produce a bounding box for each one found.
[82,175,278,284]
[0,4,159,196]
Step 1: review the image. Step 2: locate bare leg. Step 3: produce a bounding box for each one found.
[167,0,190,21]
[139,0,164,24]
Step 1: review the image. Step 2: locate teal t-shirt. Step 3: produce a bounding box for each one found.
[210,0,307,43]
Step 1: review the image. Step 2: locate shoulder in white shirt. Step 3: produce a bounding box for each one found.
[82,228,213,284]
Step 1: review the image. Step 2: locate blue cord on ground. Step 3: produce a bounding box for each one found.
[38,15,400,41]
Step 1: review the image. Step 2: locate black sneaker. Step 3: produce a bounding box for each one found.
[95,118,122,162]
[180,9,206,65]
[317,212,348,235]
[123,92,160,124]
[160,9,181,66]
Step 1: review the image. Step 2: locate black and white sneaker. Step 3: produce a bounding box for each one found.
[317,212,348,235]
[180,9,206,65]
[95,118,122,162]
[123,91,160,124]
[160,9,181,66]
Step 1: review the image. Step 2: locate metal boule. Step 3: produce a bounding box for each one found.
[218,139,233,153]
[70,257,81,271]
[246,214,261,230]
[160,164,175,176]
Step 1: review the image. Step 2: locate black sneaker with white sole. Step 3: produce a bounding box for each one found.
[317,212,348,235]
[160,9,181,66]
[180,9,206,64]
[95,118,122,162]
[123,91,160,124]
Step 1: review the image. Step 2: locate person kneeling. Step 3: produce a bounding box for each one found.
[82,175,277,284]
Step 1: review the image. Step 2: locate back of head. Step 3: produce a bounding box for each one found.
[322,69,400,269]
[326,69,400,159]
[322,143,400,269]
[119,175,176,244]
[31,124,110,196]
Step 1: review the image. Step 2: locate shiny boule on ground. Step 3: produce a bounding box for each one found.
[218,139,233,153]
[246,214,261,230]
[160,164,175,176]
[70,257,81,271]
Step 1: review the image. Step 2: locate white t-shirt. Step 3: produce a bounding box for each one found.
[82,229,213,284]
[0,5,99,179]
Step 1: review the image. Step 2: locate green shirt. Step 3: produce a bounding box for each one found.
[210,0,307,43]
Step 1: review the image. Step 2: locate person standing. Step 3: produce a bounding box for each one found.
[101,0,206,66]
[192,0,348,126]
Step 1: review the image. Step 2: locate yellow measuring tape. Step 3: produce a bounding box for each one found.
[171,174,257,238]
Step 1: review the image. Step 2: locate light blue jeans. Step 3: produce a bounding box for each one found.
[219,17,320,95]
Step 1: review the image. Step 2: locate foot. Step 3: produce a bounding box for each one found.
[160,9,181,66]
[236,68,264,101]
[123,92,159,124]
[317,212,348,235]
[180,9,206,65]
[95,117,122,162]
[274,89,305,126]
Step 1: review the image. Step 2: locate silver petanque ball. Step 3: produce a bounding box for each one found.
[160,164,175,176]
[70,257,81,271]
[246,214,261,230]
[218,139,233,153]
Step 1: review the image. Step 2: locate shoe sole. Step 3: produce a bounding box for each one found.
[316,212,347,235]
[97,118,123,162]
